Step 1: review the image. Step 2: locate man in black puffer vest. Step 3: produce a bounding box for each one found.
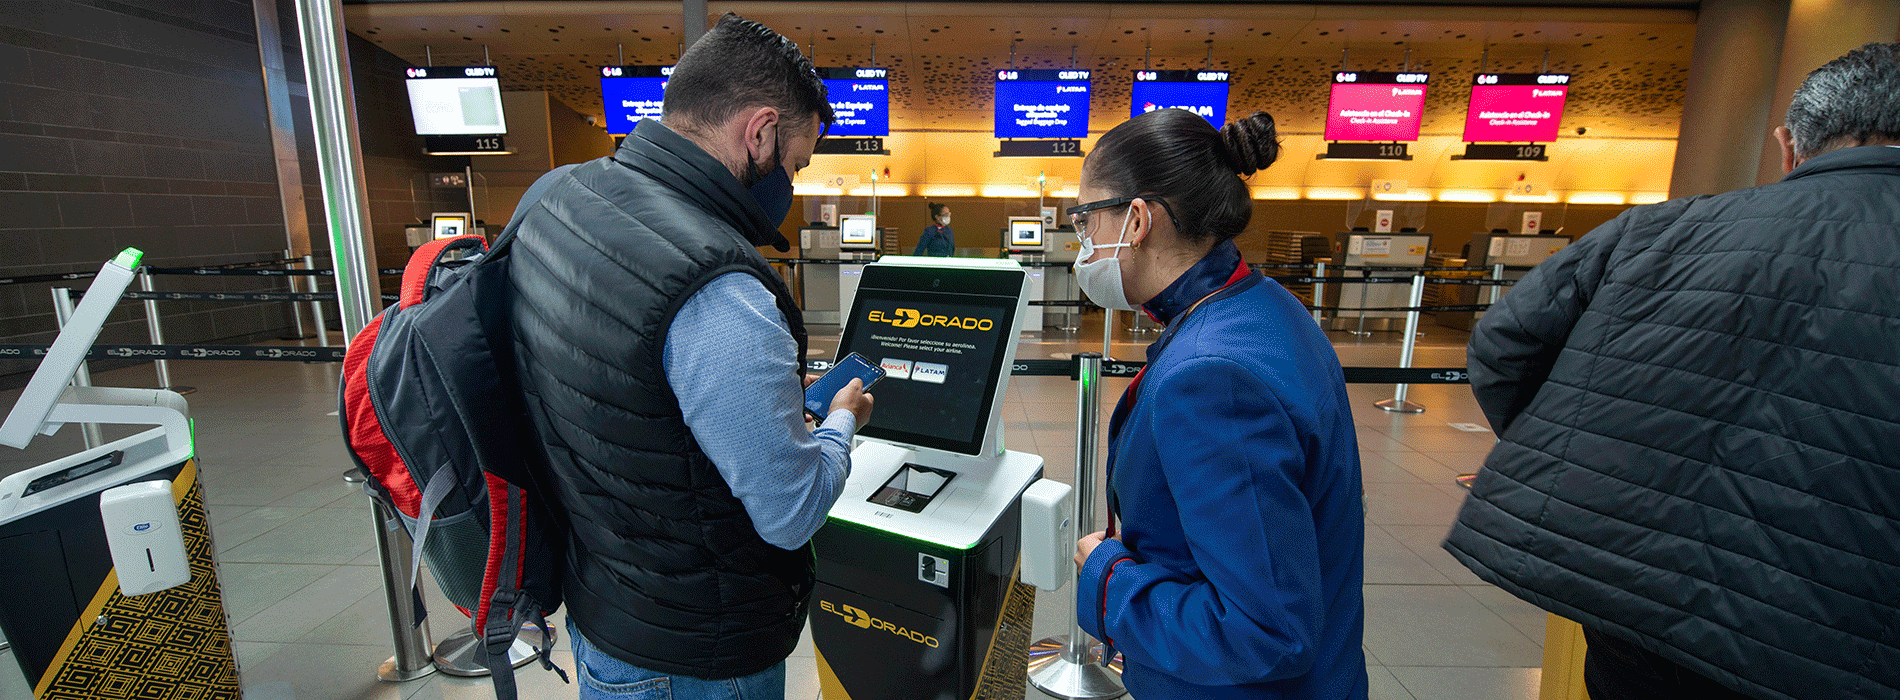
[1445,43,1900,700]
[508,15,874,699]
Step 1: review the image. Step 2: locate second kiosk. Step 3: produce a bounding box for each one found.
[811,256,1068,700]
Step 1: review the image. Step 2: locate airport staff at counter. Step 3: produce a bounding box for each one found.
[913,202,955,256]
[1071,108,1368,699]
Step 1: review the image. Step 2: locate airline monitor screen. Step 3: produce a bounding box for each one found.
[993,69,1091,139]
[1008,218,1044,248]
[822,67,890,137]
[403,66,506,135]
[599,65,670,135]
[1463,73,1571,143]
[1131,70,1230,126]
[1323,71,1429,142]
[839,265,1023,455]
[839,215,877,247]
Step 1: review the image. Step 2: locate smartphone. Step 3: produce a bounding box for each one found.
[805,352,883,420]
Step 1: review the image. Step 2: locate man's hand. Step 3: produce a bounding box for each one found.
[1076,530,1110,568]
[830,377,874,425]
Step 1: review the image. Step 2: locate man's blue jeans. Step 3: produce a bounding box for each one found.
[568,619,787,699]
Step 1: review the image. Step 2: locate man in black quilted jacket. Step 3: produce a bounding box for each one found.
[1444,43,1900,700]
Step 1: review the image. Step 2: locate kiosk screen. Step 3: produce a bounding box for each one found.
[839,265,1021,455]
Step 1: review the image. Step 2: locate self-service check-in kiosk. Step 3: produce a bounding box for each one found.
[1004,217,1047,333]
[0,249,240,699]
[837,215,882,321]
[812,256,1069,700]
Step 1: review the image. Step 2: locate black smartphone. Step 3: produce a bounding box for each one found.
[805,352,884,420]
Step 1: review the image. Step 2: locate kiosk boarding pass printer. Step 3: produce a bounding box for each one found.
[811,256,1073,700]
[0,249,240,699]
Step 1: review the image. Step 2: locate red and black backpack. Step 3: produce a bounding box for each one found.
[339,166,575,699]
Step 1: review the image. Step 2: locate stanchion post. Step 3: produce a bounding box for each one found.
[49,288,105,449]
[1375,274,1427,414]
[1312,261,1327,327]
[1489,263,1505,306]
[282,249,310,340]
[1350,269,1372,337]
[1027,353,1127,699]
[137,269,195,395]
[369,497,437,682]
[305,254,329,344]
[1100,309,1114,359]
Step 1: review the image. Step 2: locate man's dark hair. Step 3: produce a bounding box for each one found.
[1786,42,1900,159]
[929,202,948,218]
[663,13,834,136]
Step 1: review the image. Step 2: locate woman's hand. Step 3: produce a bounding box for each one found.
[1076,530,1111,567]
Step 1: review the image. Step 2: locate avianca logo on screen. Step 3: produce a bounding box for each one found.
[819,600,940,647]
[867,309,995,331]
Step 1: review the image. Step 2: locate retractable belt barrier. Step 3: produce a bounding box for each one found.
[1,343,1470,385]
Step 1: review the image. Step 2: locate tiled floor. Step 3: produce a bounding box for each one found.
[0,314,1549,700]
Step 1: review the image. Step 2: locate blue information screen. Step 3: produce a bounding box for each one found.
[599,66,670,135]
[821,68,889,137]
[993,69,1091,139]
[1131,70,1230,126]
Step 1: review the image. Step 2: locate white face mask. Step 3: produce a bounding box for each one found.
[1073,208,1142,311]
[939,216,951,226]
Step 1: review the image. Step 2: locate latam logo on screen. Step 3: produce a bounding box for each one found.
[1463,74,1571,143]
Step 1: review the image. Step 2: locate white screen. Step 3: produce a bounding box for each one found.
[1009,219,1043,247]
[405,78,507,135]
[840,215,877,246]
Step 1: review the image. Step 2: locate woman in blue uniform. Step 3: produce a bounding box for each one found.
[913,202,954,256]
[1070,108,1367,700]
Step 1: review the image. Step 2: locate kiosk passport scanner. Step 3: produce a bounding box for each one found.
[812,256,1060,700]
[0,249,240,698]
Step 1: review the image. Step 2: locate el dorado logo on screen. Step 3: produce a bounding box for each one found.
[820,600,940,647]
[867,308,995,331]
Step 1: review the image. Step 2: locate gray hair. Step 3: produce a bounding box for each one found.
[1786,42,1900,159]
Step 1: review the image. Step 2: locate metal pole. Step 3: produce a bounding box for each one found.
[1028,354,1126,699]
[280,249,311,340]
[51,288,105,449]
[1350,269,1372,337]
[1375,274,1427,414]
[683,0,708,47]
[1100,309,1114,359]
[368,498,437,682]
[305,254,329,345]
[137,270,195,395]
[1489,263,1506,306]
[293,0,378,339]
[1312,261,1327,327]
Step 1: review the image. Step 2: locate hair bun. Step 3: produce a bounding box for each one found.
[1218,111,1281,177]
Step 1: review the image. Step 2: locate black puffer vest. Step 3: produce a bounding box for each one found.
[508,119,810,679]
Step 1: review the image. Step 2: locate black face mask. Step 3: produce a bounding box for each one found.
[743,130,794,226]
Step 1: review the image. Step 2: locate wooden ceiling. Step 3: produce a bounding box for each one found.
[344,2,1697,140]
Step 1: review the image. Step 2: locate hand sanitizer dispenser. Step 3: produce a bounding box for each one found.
[99,480,191,596]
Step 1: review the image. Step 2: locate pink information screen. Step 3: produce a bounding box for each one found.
[1463,74,1571,143]
[1323,71,1429,142]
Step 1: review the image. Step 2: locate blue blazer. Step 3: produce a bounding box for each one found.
[1077,246,1367,699]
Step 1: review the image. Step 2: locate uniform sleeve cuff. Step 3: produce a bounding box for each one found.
[1075,539,1133,639]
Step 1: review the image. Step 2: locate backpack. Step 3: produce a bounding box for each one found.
[339,166,576,699]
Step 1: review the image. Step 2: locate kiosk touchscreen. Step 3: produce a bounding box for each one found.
[0,249,240,698]
[838,214,879,251]
[1005,216,1045,252]
[812,257,1051,700]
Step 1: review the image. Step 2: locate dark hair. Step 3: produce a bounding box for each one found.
[1786,42,1900,159]
[1084,109,1279,247]
[663,14,834,136]
[928,202,948,218]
